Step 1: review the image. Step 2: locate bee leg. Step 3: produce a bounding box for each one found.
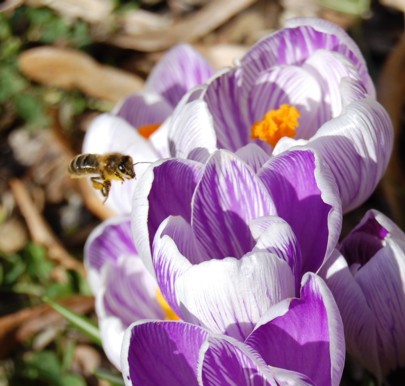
[101,181,111,203]
[90,177,105,192]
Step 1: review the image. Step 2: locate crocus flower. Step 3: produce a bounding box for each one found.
[132,147,342,341]
[320,210,405,382]
[166,18,393,213]
[121,273,345,386]
[83,44,213,214]
[84,215,178,369]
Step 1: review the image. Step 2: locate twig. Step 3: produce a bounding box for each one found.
[0,295,94,359]
[10,178,85,275]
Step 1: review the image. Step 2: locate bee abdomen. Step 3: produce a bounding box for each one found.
[68,154,100,177]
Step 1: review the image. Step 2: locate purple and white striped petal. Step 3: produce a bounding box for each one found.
[172,251,295,341]
[246,273,345,386]
[114,91,173,129]
[203,68,252,152]
[146,44,214,108]
[319,250,382,380]
[84,215,136,291]
[302,97,393,213]
[340,209,405,265]
[132,158,203,272]
[200,335,277,386]
[96,255,164,369]
[242,18,374,97]
[167,98,217,161]
[235,144,271,174]
[258,149,342,274]
[301,50,360,120]
[121,320,208,386]
[191,150,276,260]
[251,216,302,291]
[284,18,374,96]
[85,216,164,369]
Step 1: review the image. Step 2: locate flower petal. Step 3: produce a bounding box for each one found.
[114,91,172,129]
[174,251,295,341]
[152,215,204,316]
[168,99,217,161]
[191,150,276,259]
[235,143,271,174]
[302,50,361,119]
[121,320,208,386]
[251,215,302,291]
[284,18,375,96]
[306,97,393,212]
[258,149,342,274]
[146,43,213,108]
[319,250,382,380]
[132,158,203,272]
[246,273,345,386]
[84,215,135,291]
[83,114,155,158]
[354,239,405,376]
[200,335,287,386]
[242,18,374,97]
[203,68,251,151]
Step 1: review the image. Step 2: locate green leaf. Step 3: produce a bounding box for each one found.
[26,243,52,282]
[59,374,87,386]
[94,368,125,386]
[23,351,62,384]
[44,297,101,345]
[0,65,28,102]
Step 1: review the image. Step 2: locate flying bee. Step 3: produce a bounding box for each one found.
[68,152,136,202]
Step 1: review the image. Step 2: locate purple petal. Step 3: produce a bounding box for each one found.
[146,44,213,108]
[284,18,375,96]
[306,98,393,213]
[200,335,282,386]
[84,216,135,290]
[246,273,345,386]
[248,65,323,140]
[122,320,208,386]
[192,150,276,259]
[242,19,374,97]
[114,91,172,129]
[251,216,302,292]
[96,255,164,370]
[353,239,405,376]
[132,158,203,272]
[99,255,164,326]
[319,250,382,380]
[152,215,204,317]
[340,209,404,266]
[203,68,251,151]
[258,149,342,274]
[235,143,271,174]
[302,51,361,119]
[168,99,217,160]
[174,251,295,341]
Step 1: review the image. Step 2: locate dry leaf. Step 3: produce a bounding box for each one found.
[25,0,114,23]
[108,0,258,52]
[18,47,144,103]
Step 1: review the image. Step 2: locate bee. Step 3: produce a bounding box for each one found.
[68,152,136,201]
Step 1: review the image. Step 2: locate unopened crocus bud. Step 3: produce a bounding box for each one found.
[320,209,405,383]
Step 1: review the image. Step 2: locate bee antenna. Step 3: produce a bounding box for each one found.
[133,161,153,166]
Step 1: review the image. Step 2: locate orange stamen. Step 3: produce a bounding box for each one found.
[138,123,161,139]
[250,104,300,147]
